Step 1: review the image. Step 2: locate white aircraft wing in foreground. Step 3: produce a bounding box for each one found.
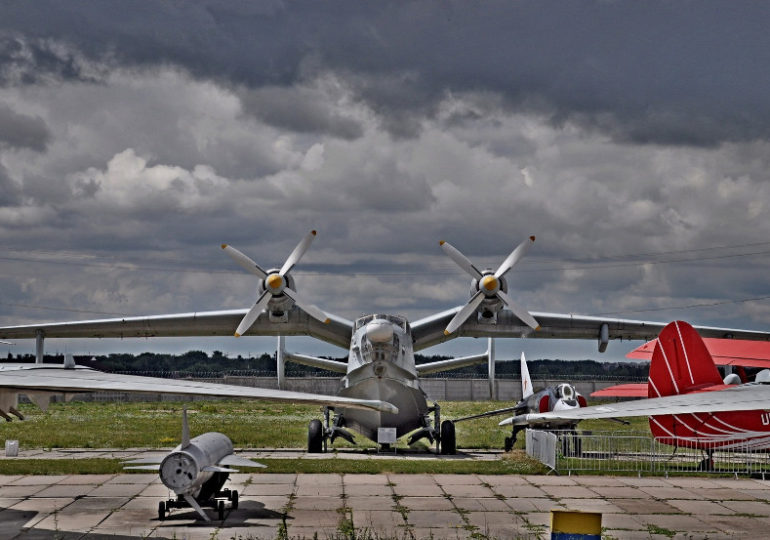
[0,363,398,419]
[499,383,770,427]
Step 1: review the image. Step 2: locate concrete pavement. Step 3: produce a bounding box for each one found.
[2,471,770,539]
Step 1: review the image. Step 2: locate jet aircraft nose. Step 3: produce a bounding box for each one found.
[366,319,394,344]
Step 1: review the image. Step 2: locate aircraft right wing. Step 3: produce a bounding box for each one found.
[411,309,770,351]
[499,383,770,427]
[0,308,354,349]
[0,364,397,414]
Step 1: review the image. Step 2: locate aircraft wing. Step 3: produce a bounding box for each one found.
[0,365,397,414]
[628,337,770,369]
[452,402,527,423]
[0,308,353,349]
[499,383,770,426]
[410,309,770,351]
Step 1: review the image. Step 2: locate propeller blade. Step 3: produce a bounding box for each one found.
[283,287,330,324]
[494,236,535,279]
[234,290,272,337]
[280,230,317,276]
[439,241,483,280]
[497,289,540,330]
[444,290,485,335]
[221,244,268,279]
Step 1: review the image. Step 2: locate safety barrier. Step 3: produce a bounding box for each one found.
[528,429,770,477]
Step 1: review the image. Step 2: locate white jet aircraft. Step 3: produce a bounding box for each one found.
[2,231,769,454]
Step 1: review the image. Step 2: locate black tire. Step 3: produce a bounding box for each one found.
[308,419,324,453]
[504,436,513,452]
[158,501,165,521]
[440,420,456,455]
[218,499,225,520]
[231,489,239,510]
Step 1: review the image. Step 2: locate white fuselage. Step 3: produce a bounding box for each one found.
[336,314,429,441]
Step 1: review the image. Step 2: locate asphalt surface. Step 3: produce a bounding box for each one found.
[2,449,770,539]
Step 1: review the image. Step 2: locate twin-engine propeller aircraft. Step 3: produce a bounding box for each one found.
[505,321,770,460]
[453,352,587,451]
[2,231,770,454]
[124,409,263,522]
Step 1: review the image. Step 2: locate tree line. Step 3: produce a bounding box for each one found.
[4,350,650,379]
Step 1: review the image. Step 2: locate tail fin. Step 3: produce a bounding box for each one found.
[521,352,534,399]
[648,320,722,398]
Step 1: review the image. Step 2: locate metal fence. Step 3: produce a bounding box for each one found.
[527,429,770,478]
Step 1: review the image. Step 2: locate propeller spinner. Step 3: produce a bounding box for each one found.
[441,236,540,335]
[222,230,330,337]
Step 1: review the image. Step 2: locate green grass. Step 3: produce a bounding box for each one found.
[1,398,605,450]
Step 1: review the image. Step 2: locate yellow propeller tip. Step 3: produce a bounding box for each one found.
[530,236,536,242]
[311,230,317,235]
[323,318,331,324]
[234,332,241,338]
[221,244,228,249]
[443,329,451,336]
[439,240,445,246]
[535,326,541,331]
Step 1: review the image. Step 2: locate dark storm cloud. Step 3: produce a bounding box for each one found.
[0,163,21,204]
[0,103,50,151]
[238,86,363,140]
[2,2,770,146]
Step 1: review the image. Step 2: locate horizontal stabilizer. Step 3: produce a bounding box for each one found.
[285,352,348,373]
[416,352,488,375]
[219,454,267,468]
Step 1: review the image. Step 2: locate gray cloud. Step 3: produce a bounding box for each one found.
[2,2,770,146]
[0,102,50,151]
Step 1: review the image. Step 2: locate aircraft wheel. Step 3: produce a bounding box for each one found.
[504,436,513,452]
[218,499,225,520]
[158,501,166,521]
[231,489,239,510]
[440,420,456,455]
[308,419,324,453]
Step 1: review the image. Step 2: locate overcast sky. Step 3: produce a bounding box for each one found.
[1,1,769,362]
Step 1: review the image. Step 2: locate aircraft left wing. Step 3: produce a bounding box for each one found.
[0,364,397,414]
[411,309,770,351]
[499,383,770,427]
[0,308,354,349]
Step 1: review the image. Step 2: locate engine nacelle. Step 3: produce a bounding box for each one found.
[469,273,508,322]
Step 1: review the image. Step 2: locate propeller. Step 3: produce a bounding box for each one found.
[222,230,330,337]
[441,236,539,335]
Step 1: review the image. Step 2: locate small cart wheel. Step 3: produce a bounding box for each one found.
[231,489,239,510]
[158,501,166,521]
[218,499,225,520]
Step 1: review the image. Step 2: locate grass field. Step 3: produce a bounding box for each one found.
[0,398,652,475]
[0,399,650,450]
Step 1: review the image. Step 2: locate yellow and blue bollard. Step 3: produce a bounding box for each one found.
[550,509,602,540]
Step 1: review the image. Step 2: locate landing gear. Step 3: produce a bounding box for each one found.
[504,436,514,452]
[440,420,456,455]
[698,449,715,471]
[505,426,525,452]
[308,418,324,453]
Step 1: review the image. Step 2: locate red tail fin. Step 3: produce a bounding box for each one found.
[648,321,722,398]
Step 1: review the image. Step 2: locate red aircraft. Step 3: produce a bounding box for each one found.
[506,321,770,452]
